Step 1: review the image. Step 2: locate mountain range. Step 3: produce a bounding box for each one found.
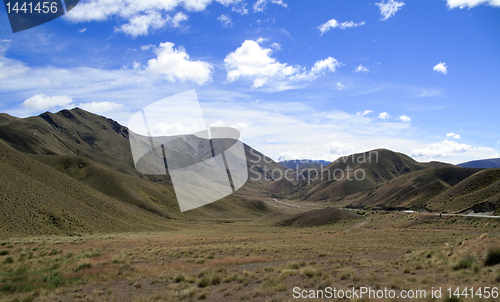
[458,158,500,168]
[0,108,498,236]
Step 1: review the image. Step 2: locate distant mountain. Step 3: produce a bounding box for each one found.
[278,159,330,170]
[458,158,500,168]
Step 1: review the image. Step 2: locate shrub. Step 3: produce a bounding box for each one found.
[3,256,14,264]
[0,250,9,256]
[453,255,476,270]
[174,274,185,283]
[484,247,500,266]
[74,263,92,272]
[197,277,210,288]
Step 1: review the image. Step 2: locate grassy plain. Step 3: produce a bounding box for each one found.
[1,203,499,302]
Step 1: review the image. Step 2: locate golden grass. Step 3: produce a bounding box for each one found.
[0,212,499,301]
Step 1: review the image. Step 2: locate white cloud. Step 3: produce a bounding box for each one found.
[115,12,167,37]
[397,115,411,122]
[446,0,500,8]
[115,12,187,37]
[147,42,213,85]
[310,57,341,74]
[224,40,340,89]
[317,19,365,36]
[65,0,238,35]
[446,132,461,139]
[270,42,281,51]
[336,82,347,90]
[232,2,248,14]
[253,0,287,12]
[79,28,87,33]
[375,0,405,21]
[141,44,154,51]
[433,62,448,75]
[210,120,225,127]
[171,12,188,27]
[378,112,390,120]
[230,122,249,130]
[22,94,73,111]
[278,151,299,161]
[356,110,372,116]
[354,64,369,73]
[411,140,472,158]
[79,101,124,113]
[217,14,233,27]
[327,141,356,157]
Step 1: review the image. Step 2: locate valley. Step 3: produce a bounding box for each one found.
[0,108,499,301]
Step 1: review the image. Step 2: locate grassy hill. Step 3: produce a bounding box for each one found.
[346,166,481,210]
[424,168,500,214]
[288,149,450,203]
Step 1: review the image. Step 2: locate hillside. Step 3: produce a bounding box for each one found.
[458,158,500,168]
[0,108,288,236]
[288,149,450,203]
[346,166,481,210]
[424,168,500,214]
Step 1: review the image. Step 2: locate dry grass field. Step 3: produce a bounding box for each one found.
[1,206,499,302]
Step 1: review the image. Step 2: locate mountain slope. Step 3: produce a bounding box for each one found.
[290,149,450,203]
[346,166,481,210]
[425,168,500,214]
[0,140,175,236]
[458,158,500,168]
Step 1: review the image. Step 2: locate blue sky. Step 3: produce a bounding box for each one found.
[0,0,499,164]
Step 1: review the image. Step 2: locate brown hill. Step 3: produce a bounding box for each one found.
[289,149,450,203]
[346,166,481,210]
[424,168,500,214]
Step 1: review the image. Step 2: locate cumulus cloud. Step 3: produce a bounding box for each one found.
[253,0,287,12]
[336,82,347,90]
[433,62,448,75]
[375,0,405,21]
[230,122,249,130]
[397,115,411,122]
[446,0,500,8]
[224,40,340,89]
[115,12,187,37]
[411,140,472,158]
[356,110,372,116]
[446,132,461,139]
[79,28,87,33]
[354,64,369,73]
[378,112,390,120]
[327,141,356,157]
[147,42,213,85]
[318,19,365,35]
[79,101,124,113]
[217,14,233,27]
[22,94,73,111]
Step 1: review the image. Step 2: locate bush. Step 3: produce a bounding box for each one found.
[0,250,9,256]
[197,277,210,288]
[484,247,500,266]
[3,256,14,264]
[174,274,185,283]
[74,263,92,272]
[453,255,476,270]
